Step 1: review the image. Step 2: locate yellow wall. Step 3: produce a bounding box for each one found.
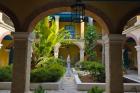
[59,22,81,38]
[0,40,12,67]
[59,44,80,63]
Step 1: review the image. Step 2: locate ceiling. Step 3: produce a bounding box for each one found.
[0,0,140,33]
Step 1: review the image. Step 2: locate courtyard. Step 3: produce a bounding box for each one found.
[0,0,140,93]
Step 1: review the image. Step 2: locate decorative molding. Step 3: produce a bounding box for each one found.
[0,22,14,32]
[122,24,140,35]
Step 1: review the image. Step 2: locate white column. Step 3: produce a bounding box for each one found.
[54,47,59,58]
[88,17,93,25]
[135,16,140,26]
[102,43,105,64]
[0,12,3,23]
[54,16,60,33]
[80,21,85,39]
[135,45,140,77]
[80,49,84,62]
[0,44,3,49]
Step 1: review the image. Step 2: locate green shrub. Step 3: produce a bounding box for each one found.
[77,61,105,82]
[0,65,12,82]
[87,86,104,93]
[31,63,65,82]
[46,63,65,82]
[88,62,105,82]
[76,61,92,71]
[37,57,66,67]
[34,86,46,93]
[31,67,48,82]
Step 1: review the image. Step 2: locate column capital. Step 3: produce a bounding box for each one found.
[103,34,125,45]
[54,15,60,20]
[12,32,35,42]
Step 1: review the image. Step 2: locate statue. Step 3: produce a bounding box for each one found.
[66,54,71,77]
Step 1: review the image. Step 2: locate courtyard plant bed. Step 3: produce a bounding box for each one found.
[0,58,66,90]
[72,63,140,92]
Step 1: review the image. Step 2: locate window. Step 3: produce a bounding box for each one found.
[65,25,75,39]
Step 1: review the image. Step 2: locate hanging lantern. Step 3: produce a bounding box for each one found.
[71,0,85,23]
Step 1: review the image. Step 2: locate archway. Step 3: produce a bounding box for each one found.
[27,6,110,34]
[11,3,112,93]
[59,44,80,65]
[123,37,137,74]
[0,12,15,66]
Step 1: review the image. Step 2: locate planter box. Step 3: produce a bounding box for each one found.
[0,78,63,90]
[73,69,140,92]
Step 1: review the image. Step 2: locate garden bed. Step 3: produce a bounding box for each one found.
[73,68,140,92]
[0,77,63,90]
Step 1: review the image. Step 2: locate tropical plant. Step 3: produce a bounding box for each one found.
[85,24,100,61]
[36,57,66,67]
[32,16,70,67]
[87,86,104,93]
[34,86,45,93]
[0,65,12,82]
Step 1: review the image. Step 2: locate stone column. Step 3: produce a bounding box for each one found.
[54,43,61,58]
[54,47,59,58]
[102,42,105,64]
[103,34,124,93]
[11,32,33,93]
[135,45,140,77]
[0,43,3,49]
[135,16,140,26]
[80,48,84,62]
[54,15,60,33]
[88,17,93,25]
[0,12,3,23]
[80,21,85,39]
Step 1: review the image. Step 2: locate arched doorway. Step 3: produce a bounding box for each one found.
[59,44,80,65]
[122,14,140,78]
[123,38,137,74]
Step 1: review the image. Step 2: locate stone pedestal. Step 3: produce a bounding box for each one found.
[103,34,124,93]
[135,45,140,77]
[11,32,33,93]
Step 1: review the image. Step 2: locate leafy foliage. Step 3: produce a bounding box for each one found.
[85,24,99,61]
[37,57,66,67]
[31,58,65,82]
[32,16,70,68]
[87,86,104,93]
[77,61,105,82]
[31,63,65,82]
[0,65,12,82]
[34,86,45,93]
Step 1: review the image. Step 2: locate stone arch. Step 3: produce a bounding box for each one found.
[0,3,20,31]
[118,7,140,34]
[24,2,111,35]
[0,30,11,44]
[123,37,137,48]
[59,43,80,62]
